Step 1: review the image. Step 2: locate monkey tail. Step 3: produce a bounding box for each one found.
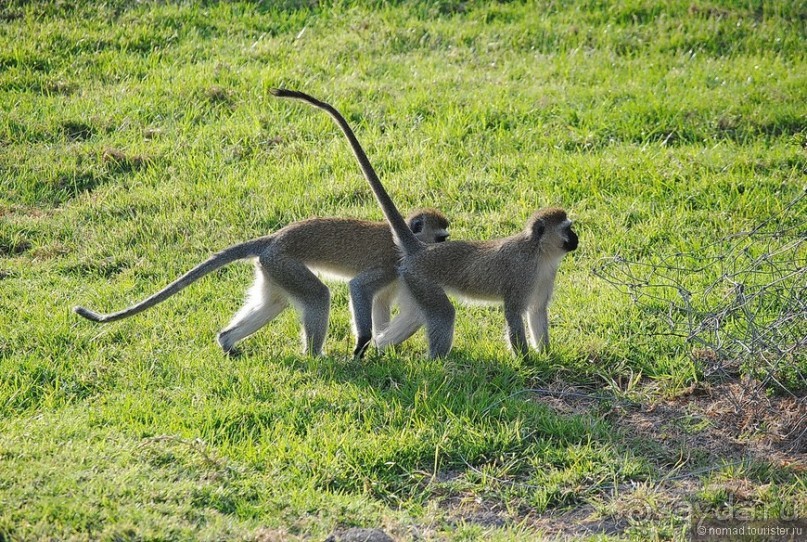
[73,237,270,323]
[271,88,423,255]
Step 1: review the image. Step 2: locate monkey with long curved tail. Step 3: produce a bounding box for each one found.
[272,88,577,358]
[74,136,449,357]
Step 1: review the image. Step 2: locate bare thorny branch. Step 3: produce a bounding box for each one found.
[593,190,806,450]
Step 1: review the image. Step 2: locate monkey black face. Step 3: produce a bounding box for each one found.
[409,213,450,243]
[563,226,579,252]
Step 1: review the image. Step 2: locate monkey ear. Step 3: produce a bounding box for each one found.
[532,219,545,238]
[410,217,424,234]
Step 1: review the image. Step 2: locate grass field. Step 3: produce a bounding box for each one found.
[1,1,805,540]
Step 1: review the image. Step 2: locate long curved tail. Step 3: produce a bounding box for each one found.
[73,237,269,323]
[271,88,423,255]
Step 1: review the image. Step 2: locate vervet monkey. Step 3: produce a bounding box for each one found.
[74,213,449,357]
[272,89,577,358]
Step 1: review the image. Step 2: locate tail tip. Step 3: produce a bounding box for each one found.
[73,306,103,322]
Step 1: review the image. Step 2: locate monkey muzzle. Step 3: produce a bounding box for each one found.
[564,230,579,252]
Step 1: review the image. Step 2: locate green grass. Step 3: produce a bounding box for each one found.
[1,1,805,540]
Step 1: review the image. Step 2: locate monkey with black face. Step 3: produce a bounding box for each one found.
[272,89,577,358]
[75,210,449,357]
[377,207,577,357]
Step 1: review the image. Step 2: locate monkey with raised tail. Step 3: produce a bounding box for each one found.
[273,88,577,358]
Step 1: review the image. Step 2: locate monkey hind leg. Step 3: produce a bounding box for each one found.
[374,316,423,351]
[290,287,330,356]
[371,283,397,337]
[402,276,455,358]
[425,309,455,358]
[374,285,423,351]
[261,254,330,357]
[218,264,289,354]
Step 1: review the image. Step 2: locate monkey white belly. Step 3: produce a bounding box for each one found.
[307,264,355,282]
[444,287,503,307]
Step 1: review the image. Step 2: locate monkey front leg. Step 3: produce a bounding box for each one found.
[349,270,395,358]
[526,304,549,352]
[504,305,529,357]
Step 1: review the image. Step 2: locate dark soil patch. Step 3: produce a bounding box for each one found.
[520,377,806,539]
[616,378,807,462]
[530,377,806,467]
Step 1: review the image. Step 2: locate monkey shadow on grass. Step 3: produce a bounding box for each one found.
[239,344,632,453]
[243,346,804,499]
[236,345,621,479]
[228,347,685,533]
